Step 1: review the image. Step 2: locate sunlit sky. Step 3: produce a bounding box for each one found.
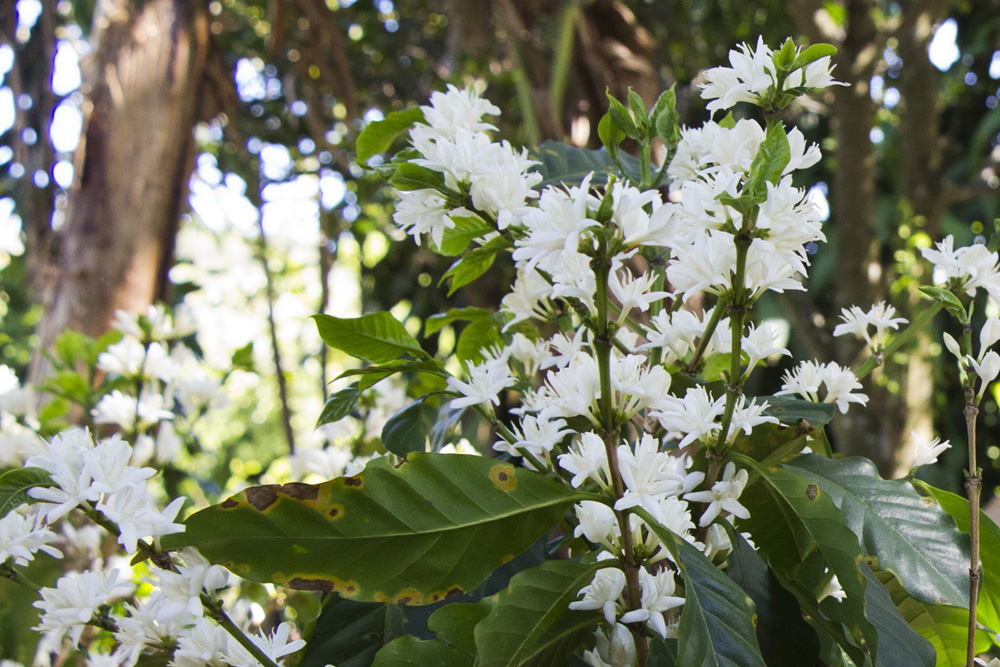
[0,7,996,241]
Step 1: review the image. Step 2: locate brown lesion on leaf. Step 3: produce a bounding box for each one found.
[393,588,424,605]
[341,581,359,597]
[489,463,517,492]
[328,504,344,520]
[343,475,364,488]
[279,482,319,501]
[220,498,239,509]
[805,484,819,501]
[245,485,279,511]
[446,586,464,597]
[288,577,335,593]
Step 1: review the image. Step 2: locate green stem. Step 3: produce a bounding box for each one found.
[684,295,730,375]
[0,563,42,592]
[855,301,944,379]
[205,596,282,667]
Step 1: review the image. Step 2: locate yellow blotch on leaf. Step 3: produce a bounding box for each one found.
[490,464,517,492]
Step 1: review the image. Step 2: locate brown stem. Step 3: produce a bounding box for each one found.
[966,399,981,667]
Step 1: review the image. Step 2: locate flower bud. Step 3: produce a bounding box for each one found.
[942,332,962,360]
[982,317,1000,354]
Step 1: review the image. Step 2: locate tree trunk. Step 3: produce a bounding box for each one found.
[30,0,208,378]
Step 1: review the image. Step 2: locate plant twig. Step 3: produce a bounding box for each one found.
[965,396,981,667]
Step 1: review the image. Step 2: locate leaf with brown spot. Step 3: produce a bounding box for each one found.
[163,453,588,603]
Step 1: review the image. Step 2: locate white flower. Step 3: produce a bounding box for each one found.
[653,386,725,448]
[582,623,636,667]
[26,429,101,522]
[98,490,185,555]
[91,390,175,431]
[446,350,516,410]
[609,269,670,323]
[776,361,868,414]
[700,37,775,112]
[0,507,62,566]
[742,322,791,372]
[619,567,685,638]
[494,414,572,462]
[683,462,750,527]
[222,622,305,667]
[172,616,229,667]
[558,432,610,488]
[574,501,619,548]
[33,569,134,647]
[970,350,1000,394]
[981,317,1000,352]
[145,550,230,625]
[910,431,951,469]
[115,599,184,664]
[418,84,500,137]
[832,301,907,350]
[500,269,552,330]
[568,567,626,624]
[537,353,601,424]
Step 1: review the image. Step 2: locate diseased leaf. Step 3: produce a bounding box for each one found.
[317,384,361,428]
[164,454,587,603]
[473,560,604,667]
[314,313,427,365]
[357,107,423,163]
[786,454,969,608]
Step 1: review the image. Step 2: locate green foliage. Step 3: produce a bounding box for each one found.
[313,312,429,365]
[441,237,512,296]
[316,383,361,428]
[356,107,425,164]
[380,397,438,456]
[370,636,469,667]
[758,396,835,425]
[164,453,588,603]
[0,467,53,519]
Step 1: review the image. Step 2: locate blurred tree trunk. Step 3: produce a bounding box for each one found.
[29,0,208,379]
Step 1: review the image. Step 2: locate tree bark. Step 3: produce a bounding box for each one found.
[30,0,208,378]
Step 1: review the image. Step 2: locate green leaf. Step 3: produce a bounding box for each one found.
[627,88,649,132]
[317,384,361,428]
[785,454,970,608]
[434,217,493,256]
[441,237,510,296]
[736,456,880,660]
[633,508,766,667]
[773,38,797,69]
[0,468,53,518]
[607,92,640,140]
[164,453,587,602]
[759,396,835,425]
[651,85,681,147]
[528,141,662,189]
[597,111,625,155]
[314,312,427,365]
[428,600,493,657]
[357,107,424,163]
[389,162,448,192]
[729,422,813,467]
[336,359,446,391]
[230,342,255,372]
[789,43,838,72]
[301,596,406,667]
[456,318,501,368]
[473,560,604,667]
[918,286,969,324]
[381,398,438,456]
[745,121,790,196]
[718,111,736,129]
[425,308,494,336]
[371,636,470,667]
[873,569,990,667]
[722,524,819,667]
[915,481,1000,634]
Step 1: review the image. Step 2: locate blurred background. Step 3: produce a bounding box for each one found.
[1,0,999,502]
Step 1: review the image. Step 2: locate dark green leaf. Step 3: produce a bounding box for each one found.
[634,509,766,667]
[607,92,640,140]
[0,468,54,518]
[651,86,680,147]
[528,141,665,189]
[729,422,813,467]
[785,454,969,608]
[428,600,492,656]
[381,398,437,456]
[873,569,990,667]
[389,163,448,192]
[302,596,404,667]
[597,111,625,155]
[434,217,493,257]
[627,89,649,132]
[164,454,588,602]
[441,237,511,296]
[314,313,427,365]
[371,636,469,667]
[425,308,494,336]
[317,384,361,428]
[646,637,678,667]
[357,107,424,163]
[722,523,819,667]
[759,396,835,425]
[473,560,604,667]
[736,456,880,661]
